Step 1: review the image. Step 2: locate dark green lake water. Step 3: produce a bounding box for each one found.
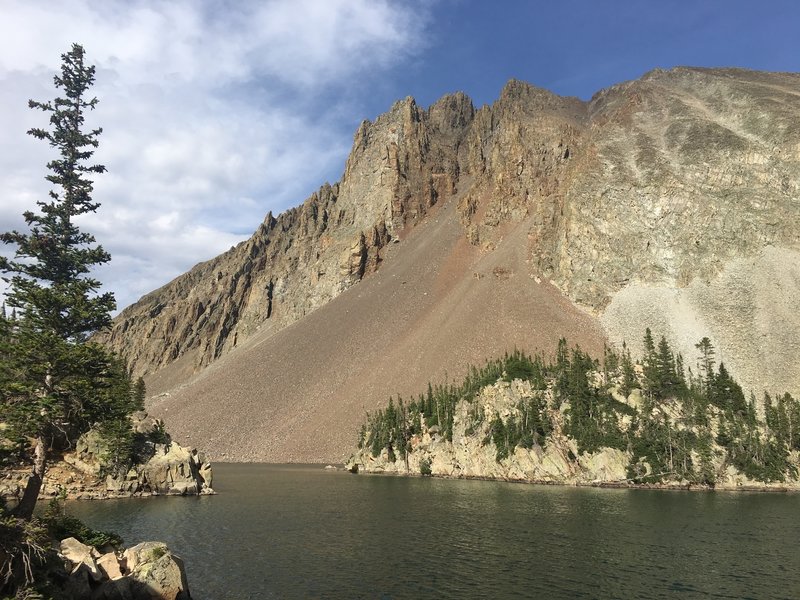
[66,463,800,599]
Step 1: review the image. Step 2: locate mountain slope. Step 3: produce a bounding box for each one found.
[150,196,606,461]
[103,67,800,462]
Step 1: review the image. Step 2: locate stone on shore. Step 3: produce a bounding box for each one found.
[58,538,192,600]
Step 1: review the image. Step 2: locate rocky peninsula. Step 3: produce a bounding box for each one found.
[1,411,213,503]
[1,412,208,598]
[347,339,800,492]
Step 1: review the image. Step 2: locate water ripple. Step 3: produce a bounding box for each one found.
[66,465,800,600]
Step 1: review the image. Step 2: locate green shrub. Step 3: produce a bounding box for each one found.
[419,458,432,476]
[42,493,122,550]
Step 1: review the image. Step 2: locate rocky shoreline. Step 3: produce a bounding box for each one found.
[53,536,191,599]
[347,378,800,493]
[2,412,214,503]
[1,413,209,598]
[349,467,797,493]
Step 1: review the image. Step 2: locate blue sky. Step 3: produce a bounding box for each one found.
[368,1,800,112]
[1,0,798,310]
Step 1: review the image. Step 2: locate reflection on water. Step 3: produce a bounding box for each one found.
[66,464,800,599]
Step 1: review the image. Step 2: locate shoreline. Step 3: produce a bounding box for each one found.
[348,468,796,493]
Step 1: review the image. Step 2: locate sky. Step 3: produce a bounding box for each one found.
[1,0,799,311]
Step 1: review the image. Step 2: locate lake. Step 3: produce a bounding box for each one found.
[66,463,800,599]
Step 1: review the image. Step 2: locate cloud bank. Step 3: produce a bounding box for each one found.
[0,0,428,309]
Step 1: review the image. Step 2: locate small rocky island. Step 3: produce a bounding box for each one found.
[348,333,800,491]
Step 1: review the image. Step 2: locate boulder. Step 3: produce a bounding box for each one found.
[60,537,103,582]
[98,551,126,580]
[64,564,93,600]
[123,542,165,573]
[198,461,213,489]
[93,577,136,600]
[140,443,212,495]
[124,542,191,600]
[578,448,629,482]
[51,537,194,599]
[0,472,24,499]
[131,411,164,436]
[63,429,107,475]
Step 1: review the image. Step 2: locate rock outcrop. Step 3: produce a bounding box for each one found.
[99,67,800,462]
[346,376,800,492]
[348,379,632,485]
[1,413,213,502]
[98,92,475,382]
[58,537,191,600]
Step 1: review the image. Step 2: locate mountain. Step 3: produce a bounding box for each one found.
[99,67,800,462]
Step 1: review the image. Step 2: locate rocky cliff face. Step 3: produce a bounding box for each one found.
[101,67,800,461]
[568,68,800,396]
[100,92,476,379]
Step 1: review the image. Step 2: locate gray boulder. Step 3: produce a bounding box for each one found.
[59,537,103,582]
[59,538,192,600]
[124,542,191,600]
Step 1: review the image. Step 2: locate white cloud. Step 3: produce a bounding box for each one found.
[0,0,429,310]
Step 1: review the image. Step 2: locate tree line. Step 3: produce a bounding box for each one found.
[358,331,800,485]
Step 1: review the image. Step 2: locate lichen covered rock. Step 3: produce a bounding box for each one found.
[57,538,191,600]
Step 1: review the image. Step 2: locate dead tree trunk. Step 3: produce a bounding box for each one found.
[13,436,47,520]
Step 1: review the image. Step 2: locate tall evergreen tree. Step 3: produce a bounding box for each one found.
[712,363,746,414]
[0,44,120,519]
[133,377,147,411]
[618,342,637,398]
[641,328,660,398]
[657,337,674,390]
[695,337,716,395]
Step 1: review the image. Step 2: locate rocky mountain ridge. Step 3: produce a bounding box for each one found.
[100,91,477,380]
[101,67,800,462]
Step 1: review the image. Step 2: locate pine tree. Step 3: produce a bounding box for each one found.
[641,328,659,396]
[786,393,800,451]
[655,335,676,399]
[133,377,147,411]
[695,337,716,395]
[711,363,746,414]
[0,44,122,519]
[619,343,637,398]
[643,328,655,357]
